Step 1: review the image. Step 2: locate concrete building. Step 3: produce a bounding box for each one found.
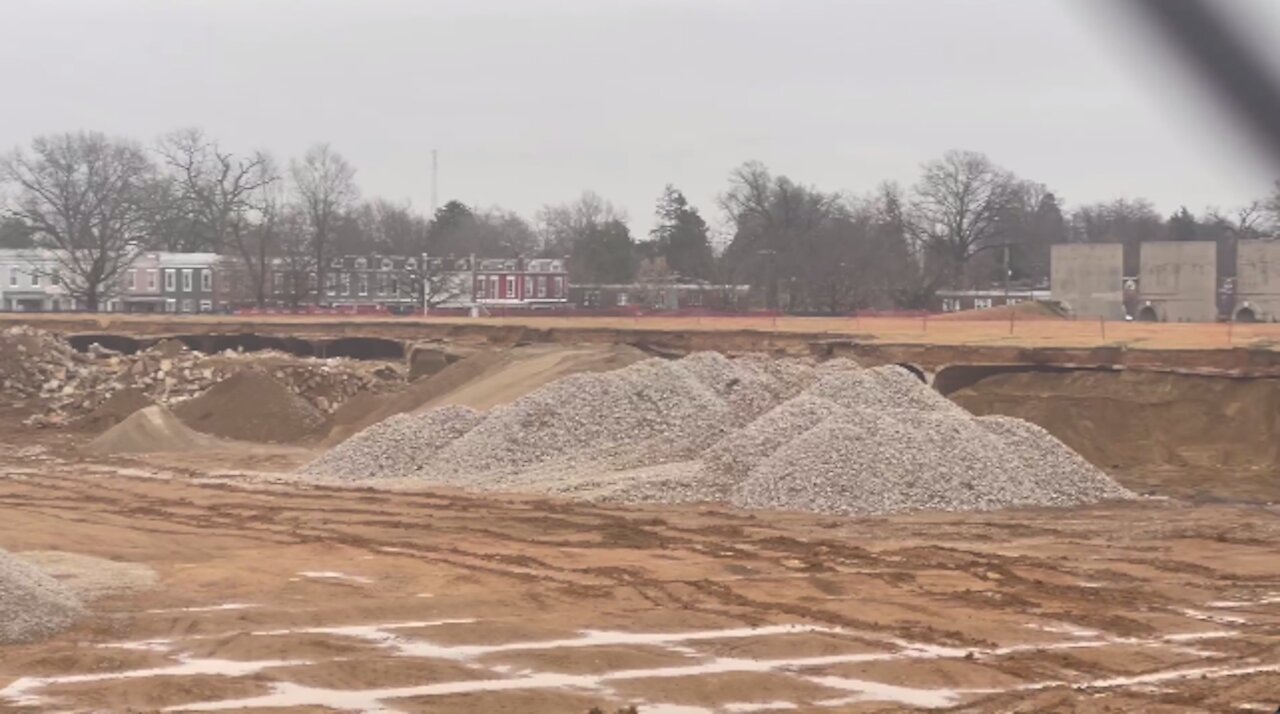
[1050,243,1125,320]
[1136,241,1218,322]
[0,249,76,311]
[1235,239,1280,322]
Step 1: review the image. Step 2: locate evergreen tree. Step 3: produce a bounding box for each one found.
[650,185,714,280]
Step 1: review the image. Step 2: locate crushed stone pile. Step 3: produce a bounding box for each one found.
[305,353,1135,517]
[173,371,326,443]
[302,405,483,480]
[0,547,84,645]
[0,327,404,428]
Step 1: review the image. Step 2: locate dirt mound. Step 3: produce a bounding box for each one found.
[0,547,84,645]
[324,344,646,446]
[933,300,1067,322]
[174,370,327,444]
[72,388,154,432]
[949,370,1280,475]
[84,405,227,455]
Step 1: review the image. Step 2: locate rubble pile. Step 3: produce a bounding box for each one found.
[306,353,1134,517]
[0,328,404,428]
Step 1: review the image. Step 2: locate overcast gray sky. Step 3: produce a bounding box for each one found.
[3,0,1278,237]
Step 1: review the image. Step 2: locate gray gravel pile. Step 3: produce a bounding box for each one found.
[0,547,84,645]
[728,407,1130,516]
[419,352,813,487]
[301,405,483,480]
[303,353,1132,516]
[702,394,846,480]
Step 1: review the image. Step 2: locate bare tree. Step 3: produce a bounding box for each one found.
[535,191,626,256]
[291,143,357,304]
[158,128,279,305]
[720,162,842,309]
[908,150,1021,288]
[0,132,154,310]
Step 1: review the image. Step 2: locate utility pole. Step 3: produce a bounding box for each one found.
[431,149,439,215]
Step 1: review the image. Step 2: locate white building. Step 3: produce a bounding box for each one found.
[0,249,76,311]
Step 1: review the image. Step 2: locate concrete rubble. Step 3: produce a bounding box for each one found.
[0,326,405,428]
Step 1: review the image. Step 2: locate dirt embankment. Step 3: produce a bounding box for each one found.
[950,370,1280,500]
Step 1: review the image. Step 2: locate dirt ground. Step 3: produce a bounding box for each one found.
[2,415,1279,713]
[7,312,1280,351]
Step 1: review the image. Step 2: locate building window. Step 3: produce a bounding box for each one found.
[381,258,393,271]
[1007,297,1022,305]
[181,299,194,313]
[475,277,485,297]
[355,258,367,270]
[146,270,157,290]
[181,269,193,292]
[51,271,61,287]
[377,273,388,296]
[164,270,175,291]
[505,276,516,298]
[30,272,40,287]
[201,269,212,291]
[616,292,629,306]
[325,273,337,296]
[553,276,564,297]
[8,270,17,288]
[341,273,351,296]
[974,298,992,309]
[274,272,284,294]
[488,275,498,299]
[536,276,547,298]
[199,300,213,313]
[358,274,369,296]
[331,257,343,268]
[406,258,417,271]
[125,269,136,290]
[524,275,534,298]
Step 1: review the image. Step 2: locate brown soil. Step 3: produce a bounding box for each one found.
[2,378,1279,713]
[83,405,227,455]
[480,644,704,674]
[71,388,153,432]
[173,370,326,444]
[950,370,1280,501]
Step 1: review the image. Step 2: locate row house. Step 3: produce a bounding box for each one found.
[471,257,568,307]
[425,256,570,311]
[265,254,423,310]
[117,252,221,313]
[0,249,75,311]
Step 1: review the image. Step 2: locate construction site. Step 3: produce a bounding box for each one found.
[1,312,1278,713]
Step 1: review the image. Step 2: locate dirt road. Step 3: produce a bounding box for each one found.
[2,427,1279,712]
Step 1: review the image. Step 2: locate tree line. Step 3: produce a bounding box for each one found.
[2,130,1277,312]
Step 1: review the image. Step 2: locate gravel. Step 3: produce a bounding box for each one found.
[17,551,158,600]
[302,405,483,480]
[303,352,1134,517]
[0,547,84,645]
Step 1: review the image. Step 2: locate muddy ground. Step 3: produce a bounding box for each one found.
[1,413,1279,713]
